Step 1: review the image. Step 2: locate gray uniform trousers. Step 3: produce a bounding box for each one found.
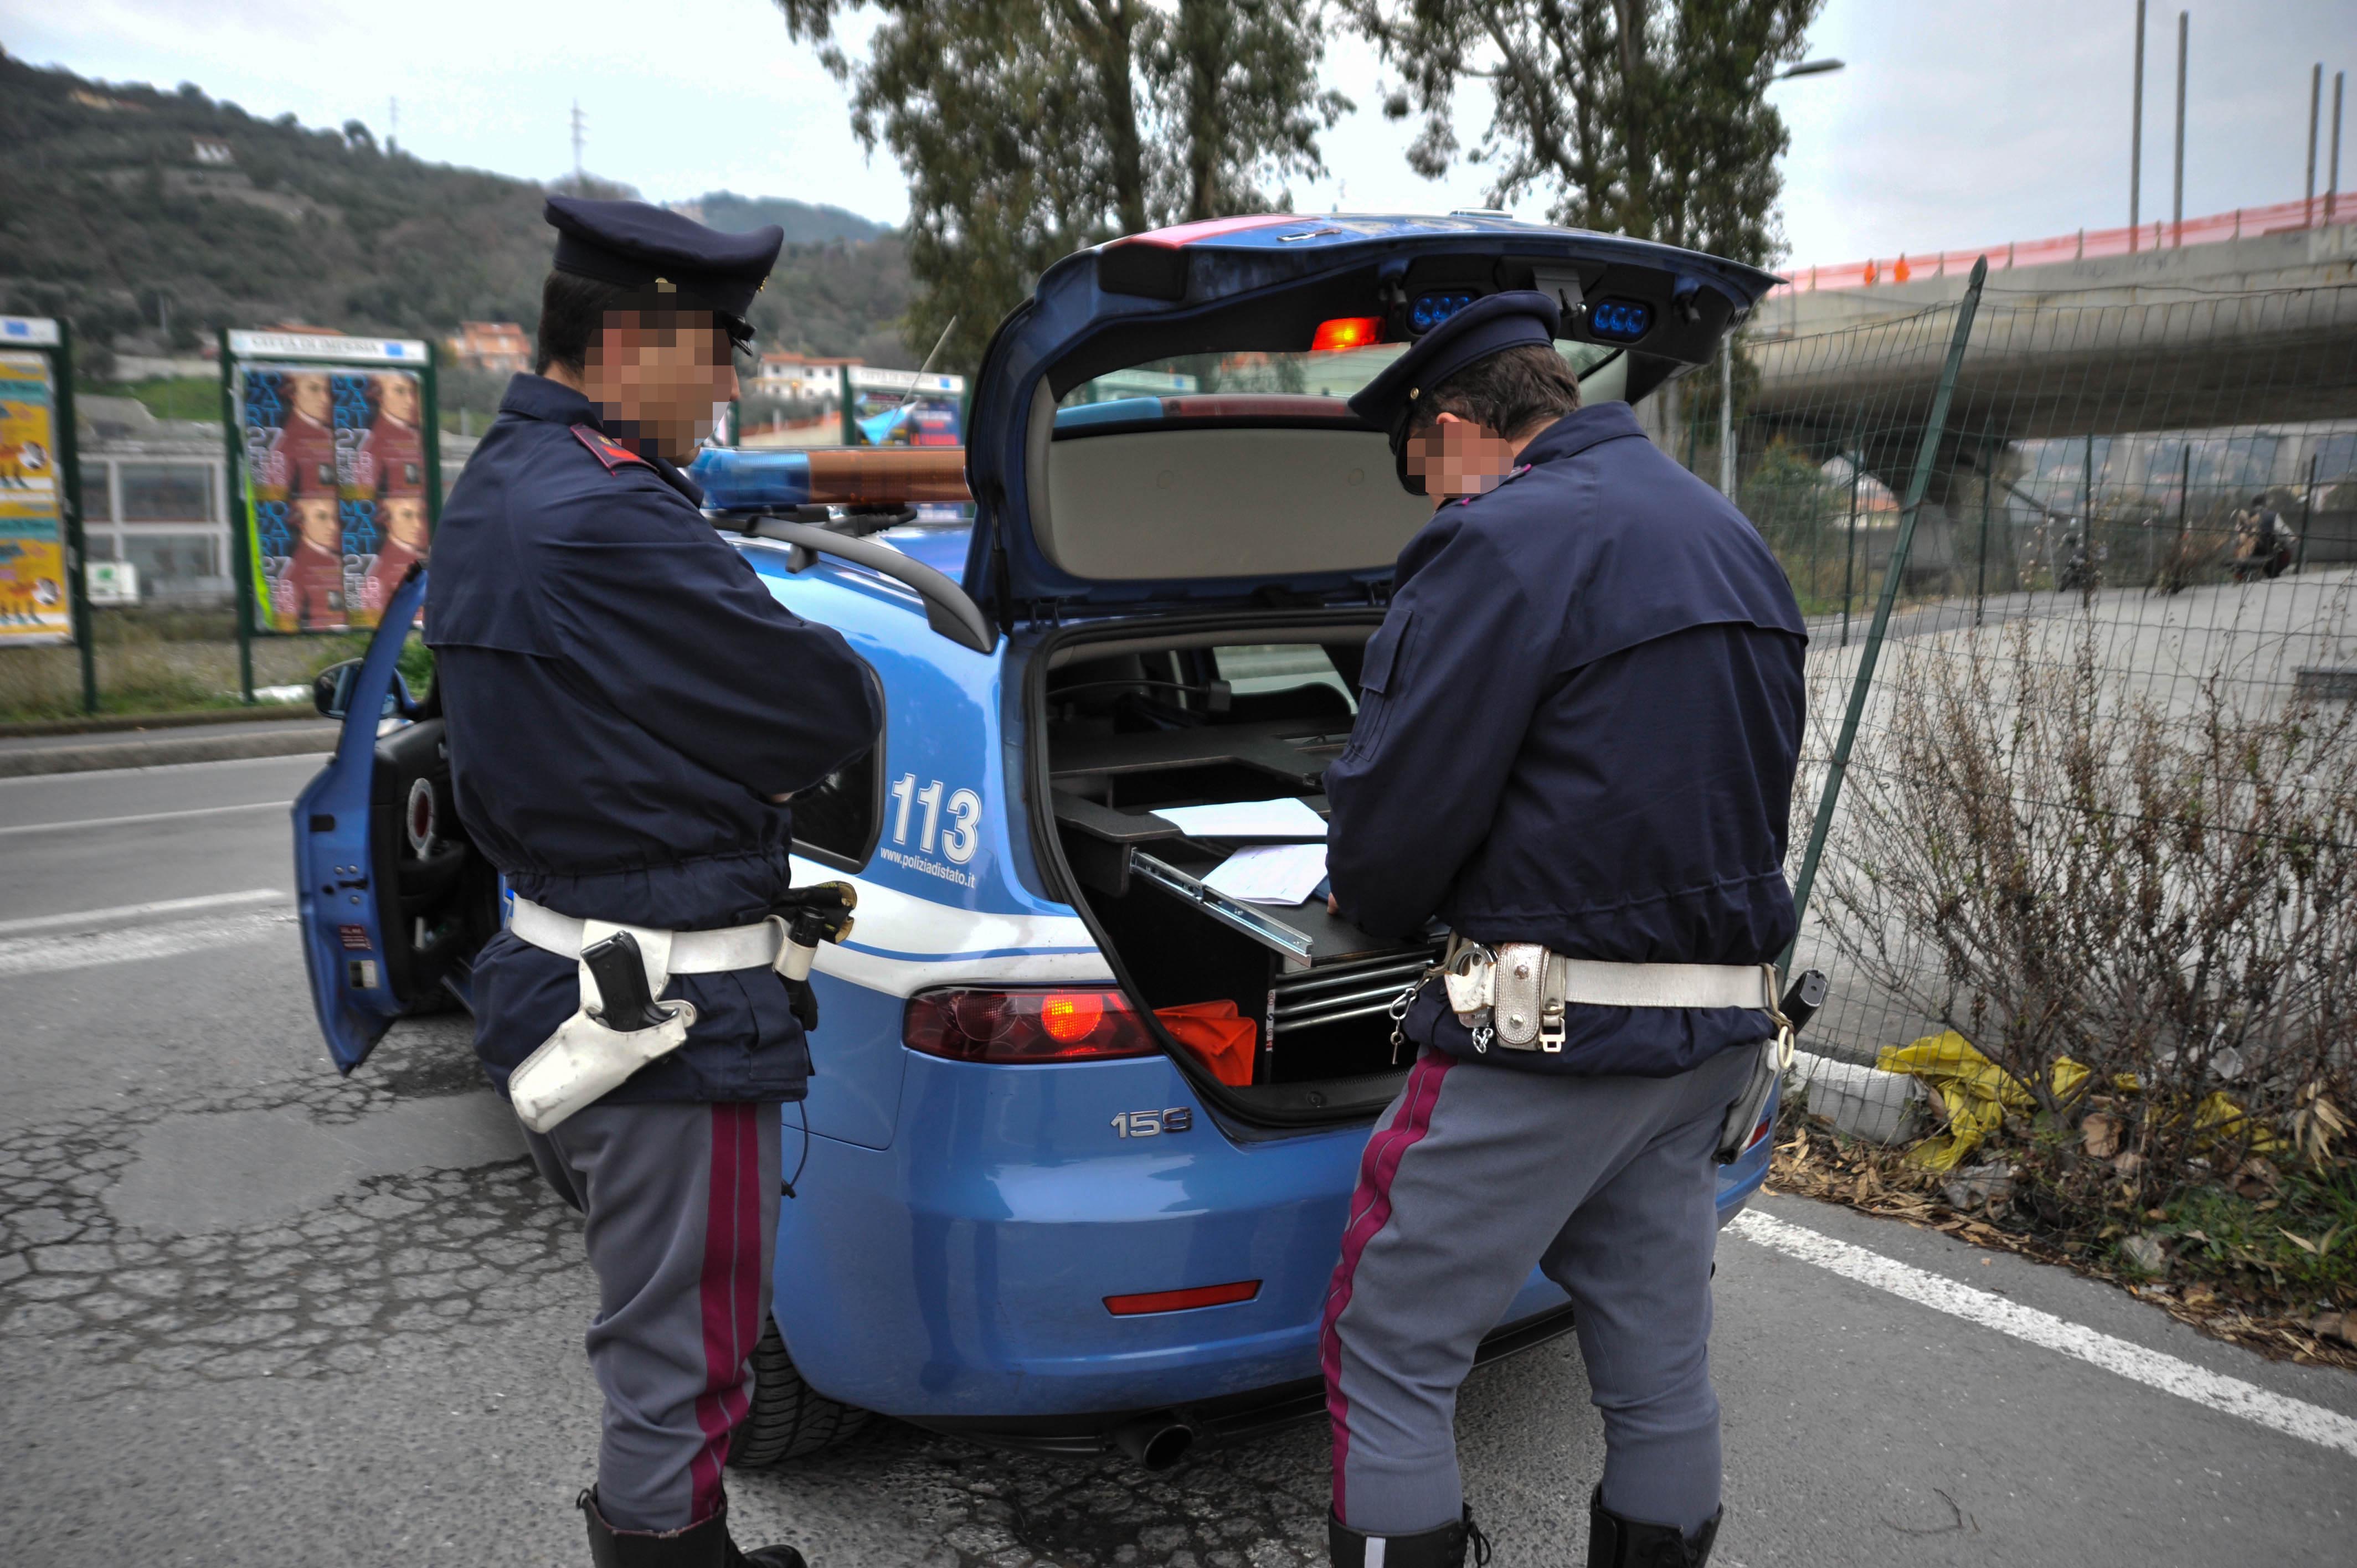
[524,1100,783,1534]
[1320,1043,1752,1539]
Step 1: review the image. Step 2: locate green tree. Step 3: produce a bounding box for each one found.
[775,0,1348,370]
[1342,0,1822,265]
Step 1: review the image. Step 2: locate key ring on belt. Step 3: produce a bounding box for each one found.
[1762,963,1796,1070]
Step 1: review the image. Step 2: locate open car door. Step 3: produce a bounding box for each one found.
[292,566,502,1072]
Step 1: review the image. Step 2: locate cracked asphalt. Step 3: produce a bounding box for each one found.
[4,755,2353,1567]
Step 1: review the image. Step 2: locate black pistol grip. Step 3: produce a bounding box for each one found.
[1778,968,1829,1034]
[582,932,662,1033]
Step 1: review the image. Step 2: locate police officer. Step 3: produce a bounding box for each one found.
[426,197,883,1567]
[1317,293,1808,1568]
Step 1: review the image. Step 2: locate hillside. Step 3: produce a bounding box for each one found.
[689,191,888,246]
[0,53,914,378]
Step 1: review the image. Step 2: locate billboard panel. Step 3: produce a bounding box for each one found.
[237,361,431,632]
[0,351,71,644]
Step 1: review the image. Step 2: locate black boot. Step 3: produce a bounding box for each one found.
[580,1488,808,1568]
[1329,1505,1492,1567]
[1586,1486,1719,1568]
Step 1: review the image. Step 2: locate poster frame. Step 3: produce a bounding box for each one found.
[217,329,441,702]
[0,315,92,709]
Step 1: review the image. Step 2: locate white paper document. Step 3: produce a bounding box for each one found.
[1202,843,1330,906]
[1150,797,1328,840]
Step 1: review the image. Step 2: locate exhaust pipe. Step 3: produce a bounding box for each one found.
[1110,1414,1196,1471]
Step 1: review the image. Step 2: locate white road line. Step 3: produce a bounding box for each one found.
[0,908,297,977]
[1729,1209,2357,1459]
[0,887,291,938]
[0,799,291,839]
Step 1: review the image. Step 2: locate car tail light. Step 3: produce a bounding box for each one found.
[904,987,1157,1064]
[1310,316,1383,352]
[1105,1280,1261,1316]
[1743,1107,1774,1151]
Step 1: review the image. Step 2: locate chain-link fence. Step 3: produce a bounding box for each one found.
[1687,266,2357,1334]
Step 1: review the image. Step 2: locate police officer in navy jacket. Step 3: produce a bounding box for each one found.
[1317,293,1807,1568]
[427,197,881,1568]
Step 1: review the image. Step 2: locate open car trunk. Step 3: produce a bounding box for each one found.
[1028,615,1444,1127]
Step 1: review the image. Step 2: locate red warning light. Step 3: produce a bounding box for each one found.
[1310,317,1383,353]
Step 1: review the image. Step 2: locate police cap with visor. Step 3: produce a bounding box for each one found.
[544,194,784,348]
[1347,290,1563,494]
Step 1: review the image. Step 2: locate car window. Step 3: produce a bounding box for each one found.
[1213,644,1358,711]
[1059,340,1618,408]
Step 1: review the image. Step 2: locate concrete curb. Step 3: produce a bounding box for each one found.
[0,704,325,740]
[0,724,339,778]
[1788,1048,1929,1144]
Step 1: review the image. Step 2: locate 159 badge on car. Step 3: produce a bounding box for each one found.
[1111,1107,1193,1138]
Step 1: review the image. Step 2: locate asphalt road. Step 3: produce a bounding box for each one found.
[2,755,2353,1567]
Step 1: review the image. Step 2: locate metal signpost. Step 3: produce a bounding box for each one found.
[217,328,440,702]
[0,314,95,712]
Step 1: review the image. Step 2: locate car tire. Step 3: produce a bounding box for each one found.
[727,1313,870,1468]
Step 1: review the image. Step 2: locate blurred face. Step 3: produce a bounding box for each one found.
[1404,412,1520,507]
[376,374,419,425]
[382,497,427,549]
[584,310,739,463]
[289,374,331,425]
[294,496,338,551]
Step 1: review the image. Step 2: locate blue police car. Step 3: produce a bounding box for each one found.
[294,213,1783,1470]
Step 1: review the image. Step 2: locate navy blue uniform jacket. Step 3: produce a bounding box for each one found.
[426,375,882,1102]
[1324,402,1807,1077]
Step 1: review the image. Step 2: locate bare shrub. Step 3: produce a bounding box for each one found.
[1821,616,2357,1227]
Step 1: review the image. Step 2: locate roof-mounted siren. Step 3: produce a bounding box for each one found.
[689,446,971,515]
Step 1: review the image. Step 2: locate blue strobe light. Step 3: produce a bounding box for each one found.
[1588,300,1653,342]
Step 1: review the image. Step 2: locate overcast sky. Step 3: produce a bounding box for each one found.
[5,0,2349,269]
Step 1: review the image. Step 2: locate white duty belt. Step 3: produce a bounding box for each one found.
[506,895,787,973]
[1439,940,1782,1054]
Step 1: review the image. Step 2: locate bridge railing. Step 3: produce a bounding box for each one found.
[1771,195,2354,295]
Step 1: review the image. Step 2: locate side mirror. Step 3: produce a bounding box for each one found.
[314,660,362,719]
[313,661,414,721]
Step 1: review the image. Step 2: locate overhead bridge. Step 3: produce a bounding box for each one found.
[1746,216,2357,445]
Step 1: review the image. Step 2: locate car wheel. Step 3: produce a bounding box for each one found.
[727,1313,870,1468]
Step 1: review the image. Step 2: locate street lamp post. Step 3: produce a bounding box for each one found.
[1727,58,1849,496]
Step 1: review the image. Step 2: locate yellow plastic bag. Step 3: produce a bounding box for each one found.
[1875,1031,2277,1169]
[1875,1031,2034,1171]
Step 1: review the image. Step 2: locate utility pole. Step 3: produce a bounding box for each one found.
[2309,65,2323,225]
[1718,337,1735,499]
[2332,72,2345,223]
[2130,0,2146,249]
[2171,11,2187,247]
[572,101,585,185]
[388,95,399,154]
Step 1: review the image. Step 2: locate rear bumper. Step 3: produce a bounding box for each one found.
[771,1049,1767,1423]
[911,1302,1579,1455]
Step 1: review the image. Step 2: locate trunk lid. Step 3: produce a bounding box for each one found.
[962,213,1780,622]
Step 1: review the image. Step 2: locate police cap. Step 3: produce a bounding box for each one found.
[544,195,784,344]
[1346,290,1562,489]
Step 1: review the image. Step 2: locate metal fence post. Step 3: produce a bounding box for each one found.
[1975,418,1994,625]
[52,319,96,713]
[1841,425,1861,648]
[219,328,255,704]
[2297,452,2316,574]
[1783,257,1988,963]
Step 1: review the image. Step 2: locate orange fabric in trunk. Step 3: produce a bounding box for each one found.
[1155,1000,1258,1086]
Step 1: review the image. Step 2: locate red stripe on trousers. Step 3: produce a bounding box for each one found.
[1319,1051,1453,1521]
[689,1102,761,1523]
